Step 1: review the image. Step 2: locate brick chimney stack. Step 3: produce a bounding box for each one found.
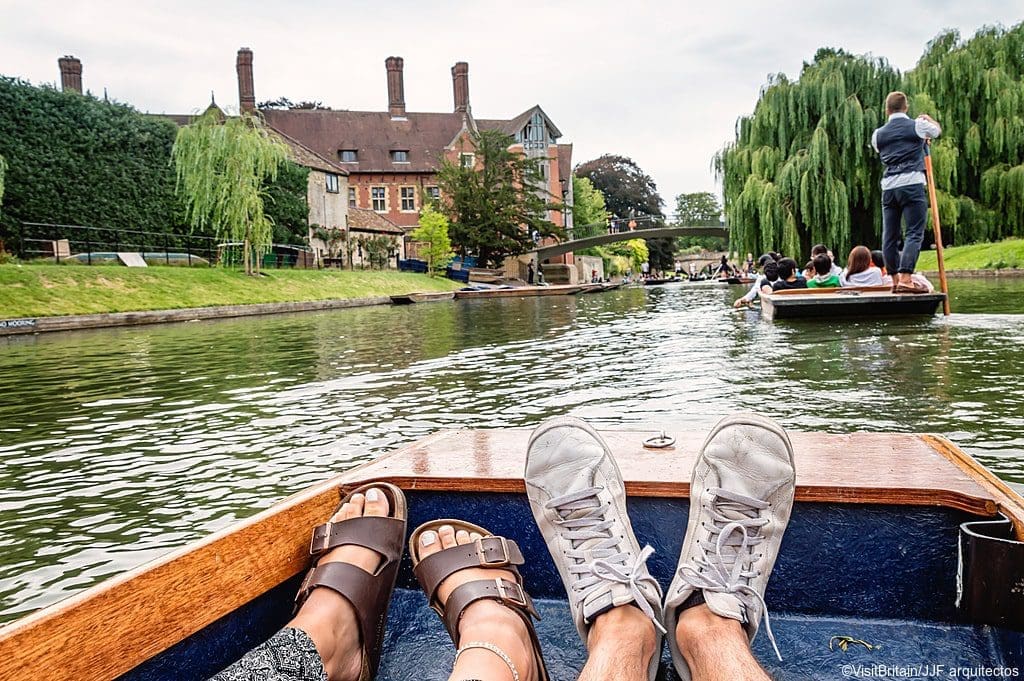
[452,62,469,113]
[385,56,406,118]
[58,56,82,94]
[236,48,256,114]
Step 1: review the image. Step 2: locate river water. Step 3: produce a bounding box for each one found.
[2,278,1024,623]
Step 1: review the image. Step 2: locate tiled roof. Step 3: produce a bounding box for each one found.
[557,143,573,189]
[269,128,348,175]
[264,109,468,173]
[348,207,405,234]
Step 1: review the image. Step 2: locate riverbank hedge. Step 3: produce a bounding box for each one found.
[0,266,460,318]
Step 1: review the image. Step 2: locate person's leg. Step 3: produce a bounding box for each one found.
[577,605,658,681]
[881,189,902,283]
[211,489,391,681]
[897,184,928,274]
[675,605,771,681]
[415,526,542,681]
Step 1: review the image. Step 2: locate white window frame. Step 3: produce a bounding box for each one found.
[460,152,475,168]
[371,186,387,212]
[391,150,410,163]
[325,173,340,194]
[348,186,357,207]
[400,186,416,212]
[339,149,358,163]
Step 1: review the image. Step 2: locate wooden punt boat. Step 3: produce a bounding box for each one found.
[761,286,947,321]
[578,282,624,294]
[642,277,684,285]
[388,291,456,305]
[3,428,1022,680]
[454,284,586,299]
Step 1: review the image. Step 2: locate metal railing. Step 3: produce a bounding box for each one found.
[10,222,314,268]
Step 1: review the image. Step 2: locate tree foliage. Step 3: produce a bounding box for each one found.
[0,154,6,213]
[571,175,608,229]
[410,203,454,275]
[0,76,184,241]
[438,129,563,266]
[576,154,664,219]
[265,160,311,244]
[674,192,722,226]
[258,97,333,111]
[717,22,1024,256]
[172,108,288,275]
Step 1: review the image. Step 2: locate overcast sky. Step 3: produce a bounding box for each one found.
[2,0,1021,212]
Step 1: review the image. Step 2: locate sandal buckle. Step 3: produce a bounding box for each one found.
[309,521,332,555]
[495,578,528,608]
[476,536,511,567]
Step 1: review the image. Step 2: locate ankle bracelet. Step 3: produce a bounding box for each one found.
[455,641,520,681]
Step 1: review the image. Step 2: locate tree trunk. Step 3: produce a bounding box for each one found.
[243,234,252,276]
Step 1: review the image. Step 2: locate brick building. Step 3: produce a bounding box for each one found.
[236,49,574,267]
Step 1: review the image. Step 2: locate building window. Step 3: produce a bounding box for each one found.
[426,186,440,201]
[400,186,416,211]
[339,149,358,163]
[325,173,340,193]
[391,150,409,163]
[460,152,475,168]
[348,187,356,207]
[371,186,387,212]
[539,162,549,181]
[520,111,547,150]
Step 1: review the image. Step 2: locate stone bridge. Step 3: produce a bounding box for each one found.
[530,225,729,262]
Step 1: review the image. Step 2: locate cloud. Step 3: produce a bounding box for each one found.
[0,0,1019,206]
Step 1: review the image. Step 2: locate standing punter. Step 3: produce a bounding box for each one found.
[872,91,941,294]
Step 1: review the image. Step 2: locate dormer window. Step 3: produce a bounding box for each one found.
[339,149,358,163]
[520,111,547,150]
[390,150,409,163]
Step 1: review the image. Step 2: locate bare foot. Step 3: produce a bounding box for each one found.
[418,525,540,681]
[290,488,390,681]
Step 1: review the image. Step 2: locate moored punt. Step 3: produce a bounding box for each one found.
[578,282,623,294]
[2,428,1021,680]
[389,291,456,305]
[454,284,586,299]
[761,286,947,321]
[642,277,684,285]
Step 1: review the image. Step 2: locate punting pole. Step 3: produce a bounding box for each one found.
[923,141,951,315]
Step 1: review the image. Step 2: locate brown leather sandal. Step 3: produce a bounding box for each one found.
[410,519,551,681]
[294,482,407,681]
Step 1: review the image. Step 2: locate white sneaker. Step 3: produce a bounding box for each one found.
[663,413,796,680]
[525,416,664,681]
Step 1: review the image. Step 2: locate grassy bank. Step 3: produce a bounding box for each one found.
[916,238,1024,271]
[0,265,461,318]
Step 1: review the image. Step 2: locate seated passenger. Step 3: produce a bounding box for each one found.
[840,246,884,287]
[772,258,808,291]
[806,254,841,288]
[811,243,842,277]
[871,249,893,286]
[734,257,778,307]
[802,260,815,280]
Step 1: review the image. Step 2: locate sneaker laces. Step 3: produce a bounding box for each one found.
[546,486,666,633]
[677,487,782,660]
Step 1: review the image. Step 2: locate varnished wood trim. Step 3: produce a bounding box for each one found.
[367,475,996,517]
[923,434,1024,540]
[0,476,345,681]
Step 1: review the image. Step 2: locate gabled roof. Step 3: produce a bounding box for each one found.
[264,109,466,173]
[269,128,348,175]
[348,207,405,234]
[557,143,573,188]
[477,105,563,141]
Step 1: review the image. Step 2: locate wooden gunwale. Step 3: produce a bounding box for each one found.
[0,429,1019,681]
[454,284,585,299]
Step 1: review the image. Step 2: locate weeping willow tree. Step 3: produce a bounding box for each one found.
[909,24,1024,243]
[715,49,901,259]
[172,108,288,275]
[718,23,1024,257]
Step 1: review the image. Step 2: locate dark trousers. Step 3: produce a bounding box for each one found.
[882,184,928,274]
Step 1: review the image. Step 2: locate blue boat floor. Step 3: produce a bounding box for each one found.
[378,589,1017,681]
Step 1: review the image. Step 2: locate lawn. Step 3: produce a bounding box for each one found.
[917,238,1024,271]
[0,265,461,318]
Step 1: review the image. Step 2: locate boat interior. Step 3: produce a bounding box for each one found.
[2,428,1023,680]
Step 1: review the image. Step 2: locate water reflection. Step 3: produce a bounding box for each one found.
[1,279,1023,621]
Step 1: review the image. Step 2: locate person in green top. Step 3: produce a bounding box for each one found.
[806,253,841,288]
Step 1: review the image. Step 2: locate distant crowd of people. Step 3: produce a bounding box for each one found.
[732,244,934,308]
